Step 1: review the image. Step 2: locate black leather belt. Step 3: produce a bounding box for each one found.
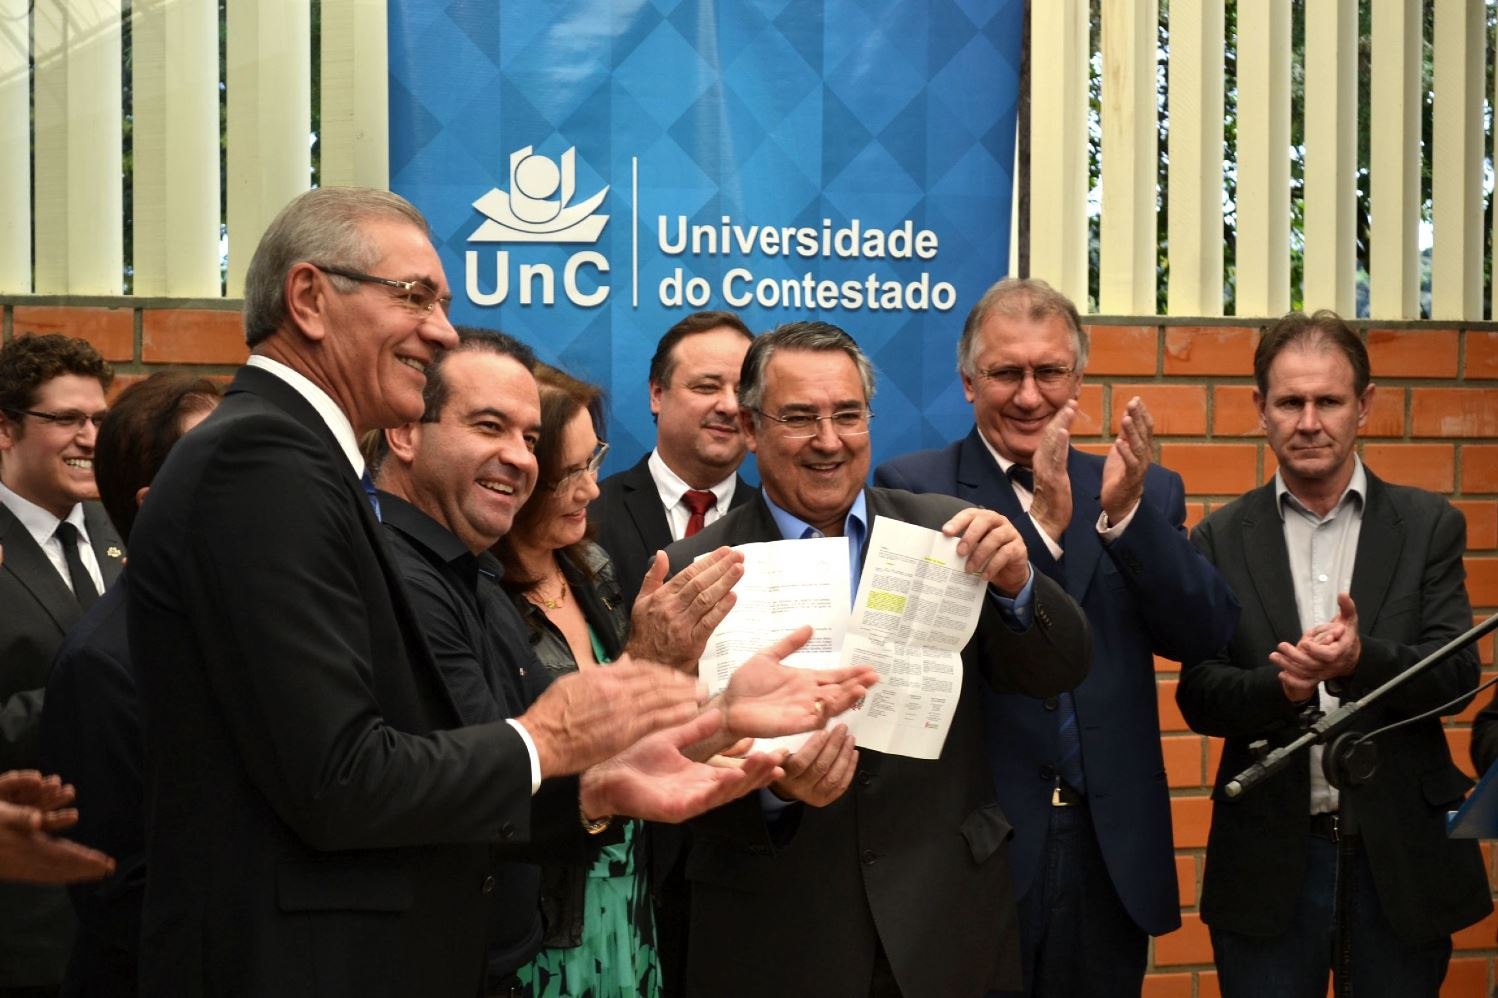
[1051,782,1085,807]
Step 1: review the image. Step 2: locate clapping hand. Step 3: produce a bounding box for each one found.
[626,547,744,672]
[578,709,787,824]
[1101,396,1154,526]
[0,771,115,884]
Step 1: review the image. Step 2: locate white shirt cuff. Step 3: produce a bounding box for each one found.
[505,717,543,795]
[1027,511,1066,560]
[1094,500,1140,543]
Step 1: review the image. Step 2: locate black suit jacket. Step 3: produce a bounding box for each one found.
[0,498,123,988]
[0,499,123,768]
[668,488,1091,997]
[41,580,143,997]
[876,430,1239,935]
[127,365,544,998]
[1178,472,1491,943]
[590,453,755,609]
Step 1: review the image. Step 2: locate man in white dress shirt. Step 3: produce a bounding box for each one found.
[591,310,757,611]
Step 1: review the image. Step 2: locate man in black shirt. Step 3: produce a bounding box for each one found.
[372,328,877,994]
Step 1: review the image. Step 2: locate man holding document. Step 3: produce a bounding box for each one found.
[667,322,1091,997]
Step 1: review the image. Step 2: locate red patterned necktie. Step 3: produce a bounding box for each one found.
[682,489,716,538]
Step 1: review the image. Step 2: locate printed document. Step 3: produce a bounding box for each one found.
[698,516,986,759]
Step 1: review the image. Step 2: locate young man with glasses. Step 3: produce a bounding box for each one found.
[0,332,124,996]
[666,320,1091,997]
[875,278,1239,998]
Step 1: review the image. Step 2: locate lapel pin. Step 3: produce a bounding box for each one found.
[106,546,123,559]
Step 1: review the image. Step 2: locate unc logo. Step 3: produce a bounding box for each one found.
[465,145,612,308]
[471,146,609,243]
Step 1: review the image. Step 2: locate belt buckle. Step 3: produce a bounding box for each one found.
[1051,784,1074,807]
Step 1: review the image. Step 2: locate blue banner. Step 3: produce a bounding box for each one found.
[389,0,1022,476]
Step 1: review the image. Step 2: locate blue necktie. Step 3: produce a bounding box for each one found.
[360,471,382,522]
[1008,464,1085,793]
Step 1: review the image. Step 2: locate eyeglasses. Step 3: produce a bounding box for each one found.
[976,365,1076,389]
[311,263,454,316]
[755,409,874,438]
[549,441,609,494]
[2,407,107,432]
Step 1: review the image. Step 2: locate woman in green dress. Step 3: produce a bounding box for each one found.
[498,364,660,998]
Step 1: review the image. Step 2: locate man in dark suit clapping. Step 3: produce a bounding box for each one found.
[875,278,1239,997]
[1179,310,1490,997]
[125,188,772,998]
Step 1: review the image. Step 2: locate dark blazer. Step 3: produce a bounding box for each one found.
[0,498,123,989]
[668,488,1091,997]
[126,365,545,998]
[590,453,755,609]
[41,580,143,997]
[876,429,1239,935]
[1178,472,1491,943]
[0,499,123,768]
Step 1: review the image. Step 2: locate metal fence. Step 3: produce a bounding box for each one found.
[2,0,1494,319]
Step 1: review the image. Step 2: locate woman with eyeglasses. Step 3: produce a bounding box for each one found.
[498,363,658,998]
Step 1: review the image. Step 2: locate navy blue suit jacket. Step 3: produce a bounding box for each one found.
[876,428,1238,935]
[41,579,143,997]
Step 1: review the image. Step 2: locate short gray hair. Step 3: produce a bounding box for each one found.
[738,321,876,416]
[242,187,431,347]
[957,278,1088,377]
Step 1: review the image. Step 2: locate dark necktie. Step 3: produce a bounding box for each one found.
[1007,463,1035,494]
[54,521,100,610]
[682,489,716,538]
[360,470,383,522]
[1006,465,1085,792]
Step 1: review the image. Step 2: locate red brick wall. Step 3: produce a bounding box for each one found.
[6,302,1498,997]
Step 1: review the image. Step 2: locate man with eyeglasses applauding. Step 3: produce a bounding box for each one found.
[875,278,1239,998]
[0,332,123,997]
[666,321,1091,997]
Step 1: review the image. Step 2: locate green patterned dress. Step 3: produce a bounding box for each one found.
[516,818,660,997]
[513,544,661,997]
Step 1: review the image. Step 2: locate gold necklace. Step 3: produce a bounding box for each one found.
[535,570,568,610]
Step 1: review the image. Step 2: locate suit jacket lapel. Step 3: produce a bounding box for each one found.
[621,457,674,554]
[1239,484,1304,643]
[1349,473,1401,629]
[1060,450,1104,604]
[84,503,125,589]
[728,474,756,511]
[954,428,1065,587]
[0,502,82,634]
[234,365,466,725]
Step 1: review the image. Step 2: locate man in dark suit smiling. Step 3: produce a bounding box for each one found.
[0,332,123,996]
[669,321,1090,997]
[125,188,753,998]
[592,310,756,610]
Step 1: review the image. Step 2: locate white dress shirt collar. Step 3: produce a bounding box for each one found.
[647,448,738,540]
[247,354,366,477]
[0,480,87,549]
